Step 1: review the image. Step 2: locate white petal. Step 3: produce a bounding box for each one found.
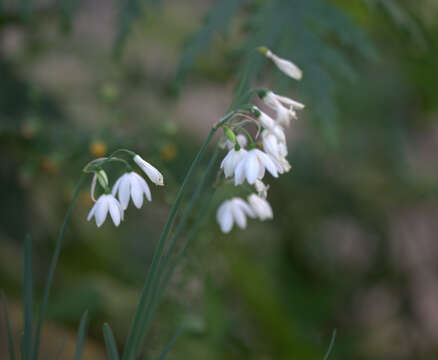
[233,198,255,218]
[217,202,233,233]
[245,152,260,184]
[95,196,109,227]
[130,175,144,209]
[234,159,246,186]
[119,176,131,210]
[256,150,278,178]
[87,202,98,221]
[108,197,122,226]
[231,205,247,229]
[135,173,152,202]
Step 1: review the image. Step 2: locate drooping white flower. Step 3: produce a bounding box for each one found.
[220,148,248,178]
[234,149,278,185]
[133,155,164,186]
[262,131,291,174]
[251,106,275,130]
[260,90,305,127]
[264,49,302,80]
[248,194,273,220]
[112,172,151,210]
[254,179,269,199]
[221,134,248,150]
[87,194,124,227]
[216,197,255,233]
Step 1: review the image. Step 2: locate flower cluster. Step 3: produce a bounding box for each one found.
[85,153,164,227]
[216,48,304,233]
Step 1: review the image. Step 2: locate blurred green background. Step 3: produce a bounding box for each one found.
[1,0,438,359]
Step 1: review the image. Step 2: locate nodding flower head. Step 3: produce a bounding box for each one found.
[133,155,164,186]
[260,91,305,127]
[87,194,124,227]
[220,148,248,178]
[234,149,278,185]
[216,197,255,233]
[248,194,273,220]
[112,172,152,210]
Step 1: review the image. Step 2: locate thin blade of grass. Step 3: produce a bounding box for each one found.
[155,327,182,360]
[33,173,86,360]
[1,290,16,360]
[322,329,337,360]
[23,234,33,360]
[74,310,89,360]
[103,323,120,360]
[54,334,67,360]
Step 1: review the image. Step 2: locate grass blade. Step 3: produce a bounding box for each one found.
[23,234,34,360]
[322,329,337,360]
[33,173,86,360]
[155,327,182,360]
[1,290,16,360]
[74,310,89,360]
[103,323,120,360]
[54,334,67,360]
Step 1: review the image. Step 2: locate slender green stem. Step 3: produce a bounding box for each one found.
[134,148,220,351]
[1,291,16,360]
[23,235,33,360]
[32,173,86,360]
[122,113,233,360]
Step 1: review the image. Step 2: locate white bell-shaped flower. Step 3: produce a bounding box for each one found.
[87,194,124,227]
[262,131,291,174]
[234,149,278,185]
[112,172,152,210]
[133,155,164,186]
[220,148,248,178]
[248,194,273,220]
[216,197,255,233]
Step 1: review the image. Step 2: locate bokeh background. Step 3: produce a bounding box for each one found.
[1,0,438,359]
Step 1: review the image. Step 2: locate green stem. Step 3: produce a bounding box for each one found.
[32,173,86,360]
[134,148,220,352]
[122,112,234,360]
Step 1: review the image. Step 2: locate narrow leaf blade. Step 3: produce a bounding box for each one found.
[74,310,89,360]
[1,290,16,360]
[103,323,120,360]
[156,327,182,360]
[23,234,34,360]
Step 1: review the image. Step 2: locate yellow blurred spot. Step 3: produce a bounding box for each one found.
[161,144,177,162]
[90,141,107,157]
[40,158,57,174]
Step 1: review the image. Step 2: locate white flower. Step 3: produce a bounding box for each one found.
[248,194,273,220]
[216,198,255,233]
[133,155,164,186]
[112,172,152,210]
[220,148,248,178]
[262,131,291,174]
[265,49,302,80]
[251,106,275,130]
[234,149,278,185]
[87,194,124,227]
[261,91,305,127]
[255,179,269,198]
[221,134,248,150]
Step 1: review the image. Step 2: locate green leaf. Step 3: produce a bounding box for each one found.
[103,323,120,360]
[22,234,33,360]
[74,310,89,360]
[1,290,16,360]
